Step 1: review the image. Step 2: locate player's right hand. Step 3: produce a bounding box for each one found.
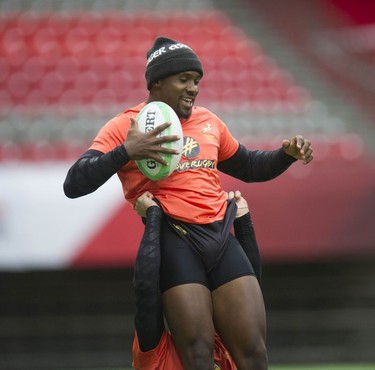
[124,118,180,165]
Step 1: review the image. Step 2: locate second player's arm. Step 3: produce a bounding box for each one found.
[133,206,165,352]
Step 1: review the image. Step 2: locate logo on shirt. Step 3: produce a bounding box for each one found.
[202,123,211,133]
[201,122,215,140]
[182,136,200,159]
[175,136,215,172]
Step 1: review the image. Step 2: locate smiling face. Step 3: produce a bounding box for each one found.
[149,71,202,119]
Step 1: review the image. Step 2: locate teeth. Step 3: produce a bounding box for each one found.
[182,98,193,105]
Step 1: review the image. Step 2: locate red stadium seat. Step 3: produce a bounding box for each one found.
[7,71,30,98]
[22,56,46,83]
[0,11,309,111]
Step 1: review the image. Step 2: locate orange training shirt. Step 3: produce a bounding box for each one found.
[132,331,183,370]
[132,331,237,370]
[89,102,239,224]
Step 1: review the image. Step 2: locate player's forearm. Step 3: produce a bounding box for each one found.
[218,144,296,182]
[63,147,130,198]
[134,206,165,351]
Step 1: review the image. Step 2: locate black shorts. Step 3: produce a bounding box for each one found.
[159,212,255,292]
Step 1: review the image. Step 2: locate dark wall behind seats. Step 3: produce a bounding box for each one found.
[1,259,375,370]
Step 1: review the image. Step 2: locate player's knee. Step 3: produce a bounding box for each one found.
[232,340,268,370]
[253,340,268,364]
[181,337,214,370]
[238,340,268,370]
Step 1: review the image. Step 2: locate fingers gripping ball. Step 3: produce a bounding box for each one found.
[135,101,183,181]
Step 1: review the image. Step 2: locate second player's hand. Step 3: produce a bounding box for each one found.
[124,118,180,165]
[135,191,159,218]
[227,190,249,218]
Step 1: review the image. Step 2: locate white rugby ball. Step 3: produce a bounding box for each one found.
[135,101,183,181]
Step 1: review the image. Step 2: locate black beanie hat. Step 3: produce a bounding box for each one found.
[145,36,203,90]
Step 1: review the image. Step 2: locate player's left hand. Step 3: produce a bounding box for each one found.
[282,135,313,164]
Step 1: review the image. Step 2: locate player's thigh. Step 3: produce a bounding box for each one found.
[160,221,215,344]
[162,283,215,346]
[212,275,266,348]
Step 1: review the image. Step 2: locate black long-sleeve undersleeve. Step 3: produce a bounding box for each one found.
[63,146,131,198]
[133,206,165,352]
[234,213,262,283]
[218,144,297,182]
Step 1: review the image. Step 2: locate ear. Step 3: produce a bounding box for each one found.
[152,80,161,88]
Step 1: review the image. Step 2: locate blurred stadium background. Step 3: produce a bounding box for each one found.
[0,0,375,369]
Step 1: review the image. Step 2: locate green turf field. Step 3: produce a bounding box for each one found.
[269,365,375,370]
